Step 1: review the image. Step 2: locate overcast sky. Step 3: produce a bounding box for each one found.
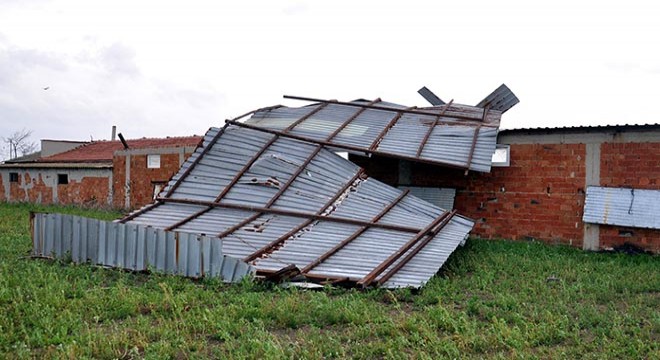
[1,0,659,158]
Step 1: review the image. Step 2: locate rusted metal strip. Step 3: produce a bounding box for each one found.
[231,104,284,123]
[367,109,410,151]
[301,189,410,273]
[357,210,457,287]
[325,98,381,140]
[164,134,280,231]
[243,170,364,262]
[214,134,280,202]
[118,201,163,223]
[163,125,229,198]
[415,99,454,158]
[375,210,457,286]
[463,125,482,175]
[157,197,423,233]
[284,103,329,132]
[226,120,475,171]
[215,144,324,238]
[283,95,489,122]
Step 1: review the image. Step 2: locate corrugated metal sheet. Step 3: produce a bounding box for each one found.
[123,125,475,288]
[501,123,660,132]
[476,84,519,113]
[241,98,501,173]
[31,212,255,282]
[583,186,660,230]
[398,186,456,210]
[418,86,445,106]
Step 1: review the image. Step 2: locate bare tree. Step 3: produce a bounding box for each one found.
[2,129,37,160]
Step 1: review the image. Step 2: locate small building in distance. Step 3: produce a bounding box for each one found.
[0,136,201,209]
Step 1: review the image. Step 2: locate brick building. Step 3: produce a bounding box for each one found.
[351,124,660,253]
[0,136,201,209]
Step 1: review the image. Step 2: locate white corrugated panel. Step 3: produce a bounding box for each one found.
[583,186,660,230]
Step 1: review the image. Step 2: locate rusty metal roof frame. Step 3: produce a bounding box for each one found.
[240,95,502,173]
[121,120,474,288]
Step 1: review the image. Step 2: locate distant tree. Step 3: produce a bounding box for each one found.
[2,129,37,160]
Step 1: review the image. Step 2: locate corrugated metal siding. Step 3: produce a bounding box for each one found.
[398,186,456,210]
[583,186,660,230]
[31,213,255,282]
[125,125,475,288]
[245,101,500,172]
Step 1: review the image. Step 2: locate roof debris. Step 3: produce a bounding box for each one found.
[239,95,504,172]
[583,186,660,230]
[34,88,521,289]
[122,125,475,288]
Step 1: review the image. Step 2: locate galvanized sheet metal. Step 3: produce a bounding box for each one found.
[398,186,456,210]
[31,213,255,282]
[583,186,660,230]
[245,100,501,172]
[125,125,475,288]
[476,84,520,113]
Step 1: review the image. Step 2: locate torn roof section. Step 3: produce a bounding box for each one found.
[122,125,474,288]
[237,95,503,172]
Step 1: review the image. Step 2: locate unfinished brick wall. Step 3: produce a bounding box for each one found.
[352,137,659,252]
[597,142,660,251]
[113,149,194,209]
[57,176,110,206]
[601,143,660,190]
[599,226,659,252]
[0,169,111,206]
[413,143,586,246]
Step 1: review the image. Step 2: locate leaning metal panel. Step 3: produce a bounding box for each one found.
[583,186,660,230]
[31,212,255,282]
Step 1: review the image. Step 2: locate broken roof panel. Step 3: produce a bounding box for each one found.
[238,96,502,173]
[122,125,474,288]
[583,186,660,230]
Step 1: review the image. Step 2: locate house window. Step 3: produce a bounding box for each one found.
[492,145,510,167]
[147,154,161,169]
[57,174,69,185]
[9,172,19,183]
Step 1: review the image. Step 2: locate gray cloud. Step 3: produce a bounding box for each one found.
[0,38,225,160]
[99,42,140,78]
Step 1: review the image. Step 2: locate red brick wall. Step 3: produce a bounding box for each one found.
[599,225,659,252]
[57,176,110,206]
[113,151,194,209]
[412,143,586,246]
[601,143,660,189]
[598,142,660,251]
[112,156,127,208]
[353,140,660,252]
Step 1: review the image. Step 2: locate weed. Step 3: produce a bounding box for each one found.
[0,202,658,359]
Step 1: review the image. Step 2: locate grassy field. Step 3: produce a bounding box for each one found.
[0,202,658,359]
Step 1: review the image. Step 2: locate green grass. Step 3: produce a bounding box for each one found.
[0,202,658,359]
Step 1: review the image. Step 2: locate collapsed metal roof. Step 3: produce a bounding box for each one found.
[583,186,660,230]
[122,125,474,288]
[237,95,503,173]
